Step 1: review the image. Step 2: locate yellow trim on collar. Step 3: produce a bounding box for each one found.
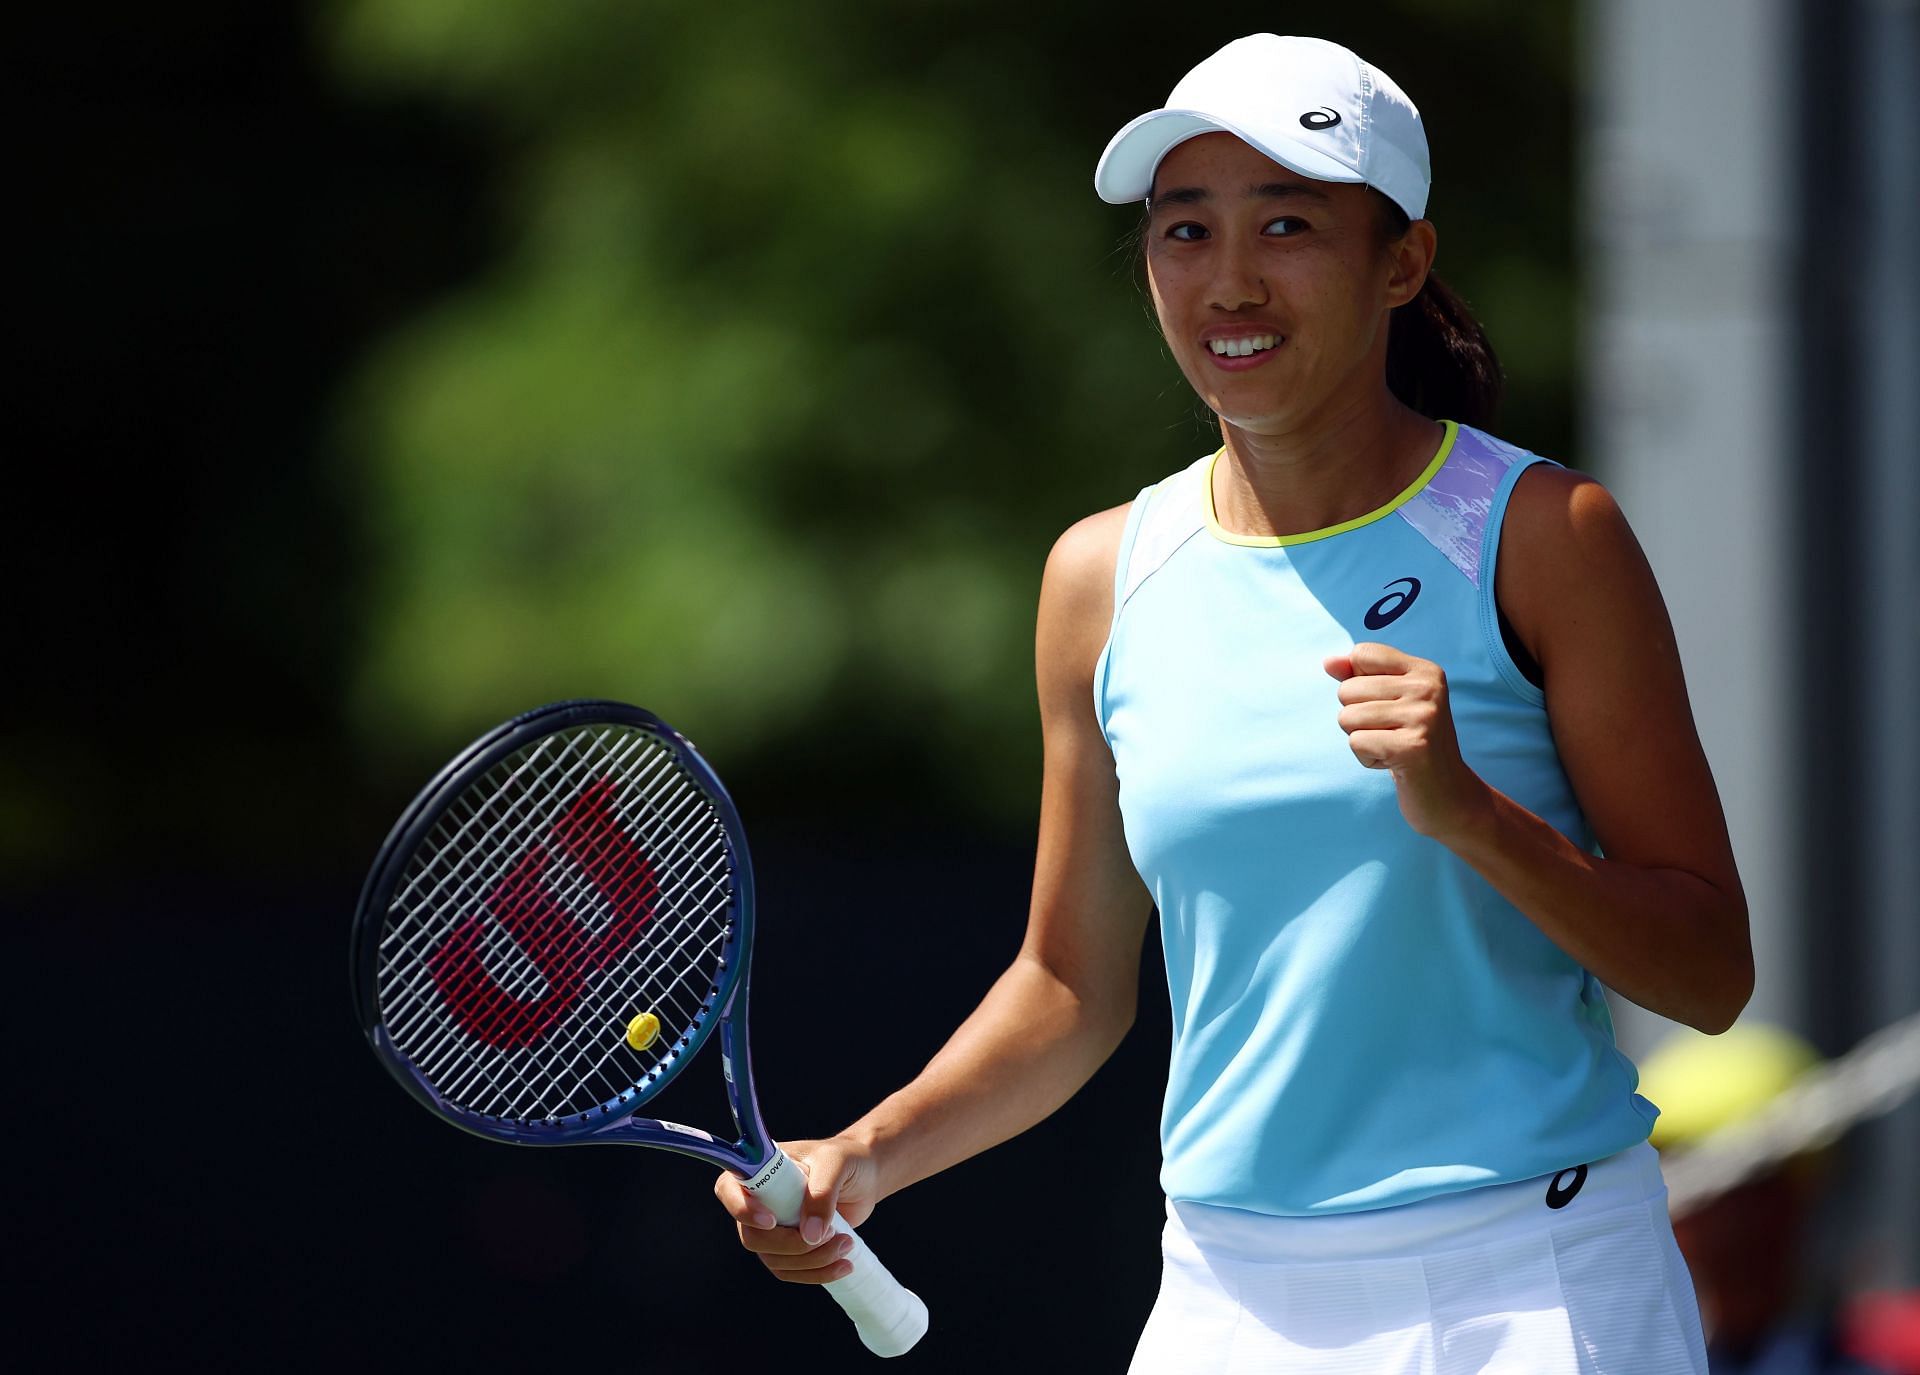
[1202,419,1459,547]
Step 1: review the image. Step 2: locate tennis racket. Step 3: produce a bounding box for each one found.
[349,699,928,1357]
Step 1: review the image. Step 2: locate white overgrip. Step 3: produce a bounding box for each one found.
[740,1147,929,1358]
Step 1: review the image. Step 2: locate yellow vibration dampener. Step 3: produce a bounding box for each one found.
[625,1012,661,1052]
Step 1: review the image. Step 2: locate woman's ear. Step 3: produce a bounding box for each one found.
[1386,219,1438,309]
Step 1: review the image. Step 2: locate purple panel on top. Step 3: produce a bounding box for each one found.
[1395,427,1523,587]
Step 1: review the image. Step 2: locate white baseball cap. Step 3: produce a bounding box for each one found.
[1094,34,1430,221]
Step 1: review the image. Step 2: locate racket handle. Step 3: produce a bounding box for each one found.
[742,1148,929,1358]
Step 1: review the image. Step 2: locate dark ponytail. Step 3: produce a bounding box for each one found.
[1376,192,1503,430]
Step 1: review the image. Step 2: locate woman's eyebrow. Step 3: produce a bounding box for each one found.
[1250,181,1331,202]
[1150,181,1332,209]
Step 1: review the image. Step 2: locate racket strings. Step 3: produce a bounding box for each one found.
[424,779,659,1049]
[375,724,738,1122]
[393,728,662,928]
[392,743,729,1116]
[429,774,666,1049]
[433,821,732,1116]
[431,757,729,1061]
[389,731,721,1059]
[379,729,644,1050]
[380,728,690,1043]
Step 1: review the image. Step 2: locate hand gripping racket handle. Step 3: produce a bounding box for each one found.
[742,1149,929,1357]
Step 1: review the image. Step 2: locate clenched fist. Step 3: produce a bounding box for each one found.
[1324,641,1492,842]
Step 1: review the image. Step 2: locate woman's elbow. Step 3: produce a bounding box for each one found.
[1709,953,1756,1035]
[1695,903,1755,1035]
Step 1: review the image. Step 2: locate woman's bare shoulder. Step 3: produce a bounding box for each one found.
[1500,465,1642,588]
[1038,501,1135,687]
[1497,461,1665,676]
[1042,502,1134,623]
[1048,502,1134,578]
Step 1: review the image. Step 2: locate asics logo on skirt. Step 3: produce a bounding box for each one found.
[1545,1163,1590,1209]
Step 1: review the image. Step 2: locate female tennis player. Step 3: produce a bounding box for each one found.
[717,33,1748,1371]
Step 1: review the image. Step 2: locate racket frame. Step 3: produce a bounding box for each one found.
[349,699,775,1175]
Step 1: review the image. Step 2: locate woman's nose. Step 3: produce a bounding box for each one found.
[1208,244,1269,311]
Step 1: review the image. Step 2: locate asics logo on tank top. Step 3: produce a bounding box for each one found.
[1545,1164,1589,1209]
[1363,577,1421,630]
[1299,107,1341,130]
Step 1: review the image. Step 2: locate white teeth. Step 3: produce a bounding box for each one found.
[1208,334,1278,357]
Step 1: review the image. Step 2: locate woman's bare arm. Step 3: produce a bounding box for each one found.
[1458,465,1754,1032]
[714,503,1155,1277]
[842,504,1154,1196]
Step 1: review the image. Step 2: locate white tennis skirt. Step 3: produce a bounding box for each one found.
[1127,1141,1708,1374]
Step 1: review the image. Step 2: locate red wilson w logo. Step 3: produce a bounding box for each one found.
[428,777,660,1048]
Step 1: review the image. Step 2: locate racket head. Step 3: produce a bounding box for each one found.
[350,700,757,1158]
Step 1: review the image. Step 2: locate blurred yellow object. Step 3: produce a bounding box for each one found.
[1640,1021,1821,1151]
[625,1012,661,1052]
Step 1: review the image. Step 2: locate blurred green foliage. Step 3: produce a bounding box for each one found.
[323,1,1576,823]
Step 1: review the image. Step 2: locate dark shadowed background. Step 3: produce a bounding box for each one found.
[25,2,1910,1370]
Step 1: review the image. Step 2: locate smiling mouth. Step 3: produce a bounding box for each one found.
[1206,334,1279,358]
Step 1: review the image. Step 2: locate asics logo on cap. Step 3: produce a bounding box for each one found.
[1299,107,1342,130]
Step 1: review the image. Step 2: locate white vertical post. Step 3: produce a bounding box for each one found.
[1581,0,1799,1058]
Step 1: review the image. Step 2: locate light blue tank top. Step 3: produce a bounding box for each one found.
[1095,421,1658,1216]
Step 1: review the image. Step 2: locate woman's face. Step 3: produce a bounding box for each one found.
[1144,132,1427,433]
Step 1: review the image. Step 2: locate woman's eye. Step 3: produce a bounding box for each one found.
[1164,218,1303,241]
